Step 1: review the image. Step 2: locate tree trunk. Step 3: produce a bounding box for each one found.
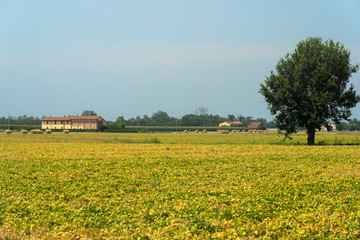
[307,127,316,145]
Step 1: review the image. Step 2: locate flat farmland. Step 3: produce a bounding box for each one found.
[1,132,360,239]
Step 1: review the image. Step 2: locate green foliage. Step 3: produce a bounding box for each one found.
[337,118,360,131]
[118,122,126,130]
[0,115,41,125]
[149,137,161,143]
[105,122,127,132]
[81,110,97,116]
[0,124,41,131]
[260,37,359,144]
[112,112,264,127]
[151,110,172,126]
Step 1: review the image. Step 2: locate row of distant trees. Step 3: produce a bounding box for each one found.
[0,115,41,125]
[336,119,360,131]
[113,109,273,128]
[3,109,360,131]
[0,110,273,128]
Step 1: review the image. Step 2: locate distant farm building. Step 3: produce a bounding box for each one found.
[218,121,243,127]
[321,122,336,131]
[329,122,336,131]
[247,122,264,130]
[41,116,108,130]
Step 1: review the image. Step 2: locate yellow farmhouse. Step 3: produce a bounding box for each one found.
[41,115,108,130]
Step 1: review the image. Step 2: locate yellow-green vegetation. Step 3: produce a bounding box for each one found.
[1,132,360,239]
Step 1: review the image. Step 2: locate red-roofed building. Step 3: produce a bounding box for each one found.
[247,122,264,130]
[41,115,107,130]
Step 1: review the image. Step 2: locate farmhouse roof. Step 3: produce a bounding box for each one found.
[42,116,105,122]
[247,122,263,129]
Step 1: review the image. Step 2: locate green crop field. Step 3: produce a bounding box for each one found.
[1,132,360,239]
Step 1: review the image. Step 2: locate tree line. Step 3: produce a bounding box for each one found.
[3,110,360,131]
[0,115,41,125]
[112,110,274,128]
[0,110,274,128]
[336,119,360,131]
[84,109,274,127]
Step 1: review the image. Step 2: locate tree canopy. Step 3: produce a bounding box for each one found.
[81,110,97,116]
[260,37,359,145]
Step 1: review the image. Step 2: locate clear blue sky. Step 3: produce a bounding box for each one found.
[1,0,359,121]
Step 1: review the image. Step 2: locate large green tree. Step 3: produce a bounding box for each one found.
[151,110,172,126]
[260,37,359,145]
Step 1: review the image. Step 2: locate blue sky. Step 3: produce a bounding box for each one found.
[1,0,360,121]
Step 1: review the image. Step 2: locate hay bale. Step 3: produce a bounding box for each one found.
[31,129,42,134]
[63,130,70,134]
[20,130,27,134]
[45,130,52,134]
[222,130,229,134]
[4,130,11,134]
[194,130,199,133]
[202,130,207,133]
